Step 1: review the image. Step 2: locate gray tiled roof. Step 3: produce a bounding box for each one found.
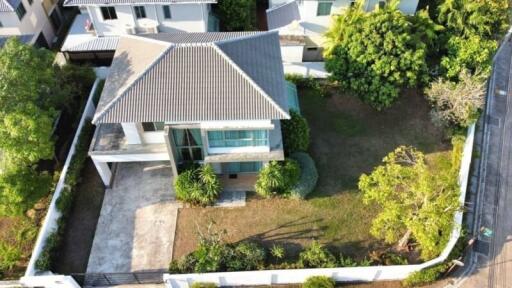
[266,0,301,30]
[64,0,215,6]
[93,32,289,124]
[140,32,260,44]
[61,36,119,52]
[0,0,20,12]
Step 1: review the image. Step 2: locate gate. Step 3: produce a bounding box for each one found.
[72,272,164,287]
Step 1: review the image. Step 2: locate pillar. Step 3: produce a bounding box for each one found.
[92,159,112,186]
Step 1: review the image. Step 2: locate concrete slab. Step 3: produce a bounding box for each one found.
[87,162,178,273]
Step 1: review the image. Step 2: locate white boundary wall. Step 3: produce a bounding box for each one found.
[164,124,476,287]
[20,73,106,288]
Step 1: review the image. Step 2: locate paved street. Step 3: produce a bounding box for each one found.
[456,36,512,288]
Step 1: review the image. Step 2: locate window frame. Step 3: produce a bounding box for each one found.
[162,5,171,19]
[100,6,117,20]
[15,2,26,20]
[207,130,269,148]
[142,122,164,132]
[134,6,147,19]
[316,1,333,16]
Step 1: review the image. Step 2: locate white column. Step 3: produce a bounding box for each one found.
[93,159,112,186]
[121,122,144,144]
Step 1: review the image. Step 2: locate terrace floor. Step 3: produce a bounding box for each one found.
[86,161,178,273]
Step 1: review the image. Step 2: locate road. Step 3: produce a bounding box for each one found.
[454,34,512,288]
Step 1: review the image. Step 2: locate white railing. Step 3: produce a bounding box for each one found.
[20,74,105,288]
[164,124,476,288]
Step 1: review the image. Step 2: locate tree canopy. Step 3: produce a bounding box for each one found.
[217,0,256,31]
[325,0,434,110]
[359,145,462,260]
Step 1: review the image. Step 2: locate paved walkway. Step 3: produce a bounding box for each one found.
[454,35,512,288]
[87,162,178,273]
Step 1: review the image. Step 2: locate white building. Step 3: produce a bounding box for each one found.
[0,0,63,47]
[60,0,217,63]
[267,0,419,62]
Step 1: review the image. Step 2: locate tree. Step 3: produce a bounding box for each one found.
[255,160,300,198]
[426,70,486,127]
[174,164,221,206]
[218,0,256,31]
[358,146,461,260]
[281,111,310,155]
[325,0,431,110]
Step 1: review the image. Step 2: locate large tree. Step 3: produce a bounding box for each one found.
[325,0,435,110]
[218,0,256,31]
[359,145,461,260]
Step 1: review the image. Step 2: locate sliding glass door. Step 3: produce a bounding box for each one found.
[172,129,203,162]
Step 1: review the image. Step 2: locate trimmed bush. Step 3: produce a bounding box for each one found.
[303,276,335,288]
[402,264,448,287]
[175,164,221,206]
[282,111,310,155]
[255,160,300,198]
[225,242,266,271]
[289,152,318,198]
[191,283,217,288]
[299,242,336,268]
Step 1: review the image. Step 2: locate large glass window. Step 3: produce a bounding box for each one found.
[163,5,172,19]
[100,6,117,20]
[15,3,26,20]
[142,122,164,132]
[226,162,263,173]
[317,1,332,16]
[173,129,203,162]
[134,6,146,19]
[207,130,269,148]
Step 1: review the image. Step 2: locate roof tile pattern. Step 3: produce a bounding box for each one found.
[64,0,215,6]
[0,0,20,12]
[266,0,301,30]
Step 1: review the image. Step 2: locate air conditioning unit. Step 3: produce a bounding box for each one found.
[125,24,136,35]
[141,23,159,34]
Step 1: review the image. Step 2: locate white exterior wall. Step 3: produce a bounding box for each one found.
[0,0,55,45]
[87,3,208,36]
[280,45,304,63]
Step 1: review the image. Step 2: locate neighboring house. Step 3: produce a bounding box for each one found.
[89,31,295,186]
[60,0,218,63]
[267,0,419,62]
[0,0,63,47]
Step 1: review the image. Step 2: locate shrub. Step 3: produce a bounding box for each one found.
[218,0,256,31]
[255,160,300,198]
[289,152,318,198]
[192,236,226,273]
[191,283,217,288]
[175,164,221,206]
[303,276,335,288]
[282,111,310,155]
[285,74,323,92]
[0,241,21,271]
[35,231,60,271]
[225,242,265,271]
[299,242,336,268]
[338,254,357,267]
[270,244,285,260]
[402,264,448,287]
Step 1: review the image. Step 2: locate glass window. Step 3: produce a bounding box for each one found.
[172,129,203,162]
[317,1,332,16]
[0,21,3,27]
[227,162,263,173]
[15,3,26,20]
[207,130,269,148]
[100,6,117,20]
[134,6,146,19]
[163,5,171,19]
[142,122,164,132]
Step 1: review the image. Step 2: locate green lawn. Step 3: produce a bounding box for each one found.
[173,86,449,261]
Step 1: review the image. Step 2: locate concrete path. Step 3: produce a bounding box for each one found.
[453,35,512,288]
[87,162,179,273]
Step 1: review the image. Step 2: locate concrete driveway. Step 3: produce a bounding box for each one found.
[86,162,179,273]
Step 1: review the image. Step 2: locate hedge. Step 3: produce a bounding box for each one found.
[289,152,318,199]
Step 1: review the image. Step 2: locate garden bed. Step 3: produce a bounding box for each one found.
[173,86,450,262]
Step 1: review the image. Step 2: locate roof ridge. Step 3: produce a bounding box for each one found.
[211,43,290,120]
[1,0,14,11]
[92,42,174,124]
[213,31,277,45]
[266,0,297,13]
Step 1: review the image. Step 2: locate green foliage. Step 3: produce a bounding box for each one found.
[426,70,486,128]
[0,241,21,271]
[299,241,336,268]
[0,165,52,216]
[303,276,335,288]
[217,0,256,31]
[255,160,300,198]
[175,164,221,206]
[285,74,324,96]
[289,152,318,199]
[191,283,218,288]
[338,254,357,267]
[359,146,461,260]
[325,1,431,110]
[282,111,310,155]
[270,244,285,260]
[0,218,37,274]
[402,264,448,287]
[225,242,265,271]
[192,235,226,273]
[35,231,60,271]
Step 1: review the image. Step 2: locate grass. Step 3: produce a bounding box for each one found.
[173,86,449,262]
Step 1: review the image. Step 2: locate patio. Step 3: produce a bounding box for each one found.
[86,161,178,273]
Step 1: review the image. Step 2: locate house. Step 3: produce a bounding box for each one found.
[60,0,218,64]
[88,31,294,186]
[0,0,63,48]
[267,0,419,62]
